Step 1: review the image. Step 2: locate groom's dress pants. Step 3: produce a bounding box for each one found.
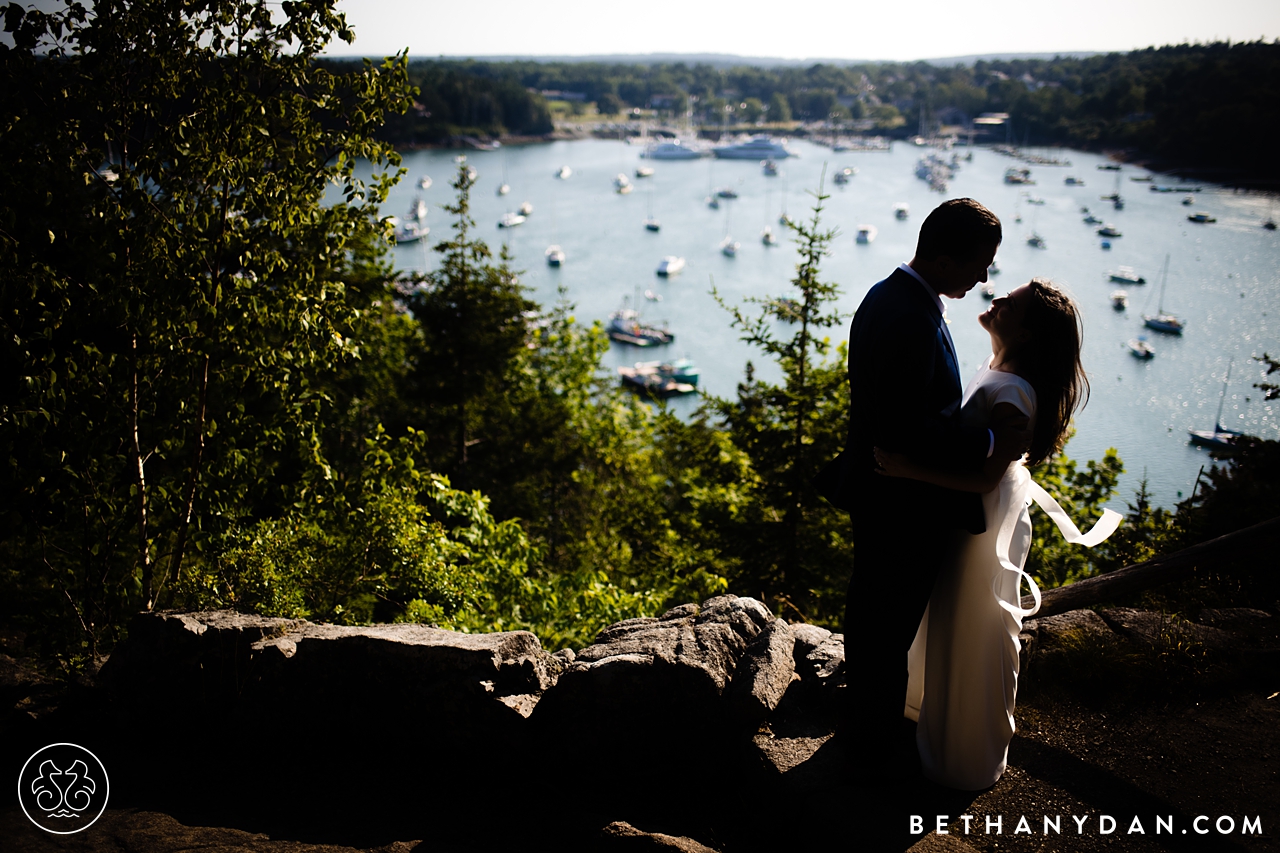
[845,514,960,771]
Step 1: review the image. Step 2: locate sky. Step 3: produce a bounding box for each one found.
[326,0,1278,62]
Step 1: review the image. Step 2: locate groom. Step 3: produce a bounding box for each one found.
[816,198,1024,780]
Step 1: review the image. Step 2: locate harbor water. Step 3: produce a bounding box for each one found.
[378,138,1279,511]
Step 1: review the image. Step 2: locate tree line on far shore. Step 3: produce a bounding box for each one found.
[364,41,1280,180]
[3,2,1277,668]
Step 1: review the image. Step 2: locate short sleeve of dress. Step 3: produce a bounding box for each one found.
[987,374,1037,420]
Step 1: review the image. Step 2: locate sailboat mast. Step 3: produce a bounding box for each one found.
[1214,358,1234,431]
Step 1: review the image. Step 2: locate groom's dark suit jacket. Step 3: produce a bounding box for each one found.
[816,266,989,535]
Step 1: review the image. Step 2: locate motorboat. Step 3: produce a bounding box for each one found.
[1096,224,1122,237]
[1064,176,1085,186]
[980,283,996,300]
[417,175,432,190]
[720,236,740,257]
[894,203,909,220]
[545,245,565,267]
[656,256,685,276]
[643,140,707,160]
[1128,337,1155,359]
[497,183,510,196]
[408,197,428,221]
[1025,196,1046,205]
[519,202,533,216]
[1187,212,1216,223]
[1143,254,1184,334]
[833,167,855,185]
[706,195,720,209]
[1098,163,1122,170]
[1083,213,1104,225]
[855,225,878,244]
[392,218,428,244]
[1108,266,1145,284]
[1111,290,1128,310]
[615,173,633,194]
[635,166,655,178]
[761,226,777,246]
[644,217,661,232]
[618,358,699,398]
[987,260,1000,275]
[762,159,779,176]
[498,212,526,228]
[1003,167,1034,185]
[644,290,662,301]
[713,135,793,160]
[556,165,572,179]
[608,309,673,347]
[1182,195,1195,206]
[1027,233,1046,249]
[716,186,739,199]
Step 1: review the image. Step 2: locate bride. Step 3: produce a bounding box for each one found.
[875,278,1119,790]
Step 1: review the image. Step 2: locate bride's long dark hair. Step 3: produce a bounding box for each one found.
[1016,279,1089,466]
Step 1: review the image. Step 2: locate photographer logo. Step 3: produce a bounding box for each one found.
[17,743,109,834]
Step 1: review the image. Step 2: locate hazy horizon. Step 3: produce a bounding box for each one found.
[329,0,1278,63]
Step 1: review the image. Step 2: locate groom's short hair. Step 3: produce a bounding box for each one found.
[916,198,1002,262]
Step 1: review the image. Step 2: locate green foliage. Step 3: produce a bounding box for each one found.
[0,0,413,657]
[672,182,852,625]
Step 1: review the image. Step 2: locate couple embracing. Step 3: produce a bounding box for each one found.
[817,198,1119,790]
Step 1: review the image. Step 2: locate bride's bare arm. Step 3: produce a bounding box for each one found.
[874,403,1028,494]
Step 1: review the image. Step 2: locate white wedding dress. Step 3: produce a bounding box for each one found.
[903,356,1121,790]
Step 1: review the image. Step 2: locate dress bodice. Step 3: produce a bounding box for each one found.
[959,356,1037,432]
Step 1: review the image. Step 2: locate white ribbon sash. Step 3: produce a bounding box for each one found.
[994,475,1124,621]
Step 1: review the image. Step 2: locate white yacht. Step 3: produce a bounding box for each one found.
[713,136,793,160]
[614,173,633,194]
[855,225,878,244]
[556,165,572,179]
[519,201,533,216]
[417,175,432,190]
[498,212,526,228]
[656,256,686,276]
[643,140,706,160]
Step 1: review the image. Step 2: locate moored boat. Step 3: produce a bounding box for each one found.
[635,166,655,178]
[498,212,526,228]
[1096,224,1122,237]
[608,308,673,347]
[1108,266,1145,284]
[1027,232,1046,248]
[1128,337,1155,359]
[545,245,565,267]
[1187,212,1216,223]
[855,224,878,244]
[618,358,699,397]
[713,135,793,159]
[1111,290,1128,310]
[894,203,909,220]
[656,256,685,276]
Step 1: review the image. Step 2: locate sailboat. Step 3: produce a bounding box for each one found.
[1188,359,1245,449]
[1143,254,1184,334]
[720,204,739,257]
[761,188,777,245]
[644,189,660,232]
